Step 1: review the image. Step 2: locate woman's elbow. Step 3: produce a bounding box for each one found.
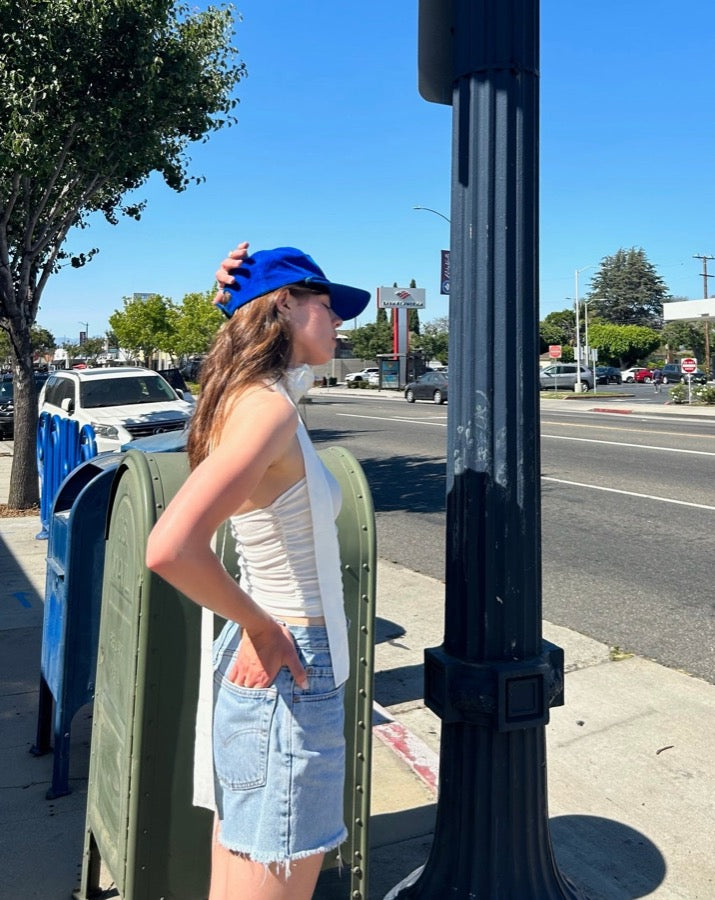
[145,530,178,575]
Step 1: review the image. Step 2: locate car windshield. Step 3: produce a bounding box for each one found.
[0,382,13,403]
[80,374,177,408]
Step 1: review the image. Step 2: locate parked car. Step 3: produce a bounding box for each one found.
[539,364,594,391]
[345,367,379,384]
[0,372,49,439]
[38,366,193,453]
[404,371,448,404]
[661,363,707,385]
[621,367,653,383]
[595,366,623,385]
[157,367,195,405]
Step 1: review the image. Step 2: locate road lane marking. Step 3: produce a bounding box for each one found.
[543,433,715,457]
[542,476,715,511]
[336,413,448,426]
[542,419,713,440]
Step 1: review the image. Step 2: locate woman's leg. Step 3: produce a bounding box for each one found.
[209,822,324,900]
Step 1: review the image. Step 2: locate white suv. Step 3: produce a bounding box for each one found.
[39,366,193,453]
[345,367,379,384]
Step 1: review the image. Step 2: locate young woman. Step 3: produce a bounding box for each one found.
[146,244,370,900]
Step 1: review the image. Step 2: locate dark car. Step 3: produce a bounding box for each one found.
[404,371,448,404]
[595,366,623,385]
[661,363,707,385]
[0,372,49,439]
[157,367,195,405]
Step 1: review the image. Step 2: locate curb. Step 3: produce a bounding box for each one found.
[373,702,439,796]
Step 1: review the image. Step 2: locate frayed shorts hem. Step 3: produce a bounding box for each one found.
[216,825,348,868]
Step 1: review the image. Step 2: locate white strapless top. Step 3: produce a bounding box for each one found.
[228,467,341,619]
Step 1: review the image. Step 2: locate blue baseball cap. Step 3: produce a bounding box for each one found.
[216,247,371,321]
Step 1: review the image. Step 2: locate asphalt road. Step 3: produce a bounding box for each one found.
[305,392,715,684]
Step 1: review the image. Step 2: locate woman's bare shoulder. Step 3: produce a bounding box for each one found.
[219,381,297,443]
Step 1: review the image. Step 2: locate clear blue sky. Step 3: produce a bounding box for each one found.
[39,1,715,344]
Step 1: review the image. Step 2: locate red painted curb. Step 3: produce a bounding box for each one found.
[372,702,439,795]
[590,407,633,414]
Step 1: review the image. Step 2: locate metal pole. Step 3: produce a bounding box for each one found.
[388,1,583,896]
[574,273,582,391]
[584,300,595,394]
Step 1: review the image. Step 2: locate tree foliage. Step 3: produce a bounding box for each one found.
[660,320,709,363]
[586,247,669,328]
[350,320,393,361]
[539,309,575,350]
[169,290,224,358]
[109,294,178,365]
[587,322,661,367]
[413,317,449,364]
[0,0,244,507]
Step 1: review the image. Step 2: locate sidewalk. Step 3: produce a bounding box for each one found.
[1,417,714,898]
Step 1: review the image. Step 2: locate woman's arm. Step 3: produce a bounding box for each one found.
[146,387,307,687]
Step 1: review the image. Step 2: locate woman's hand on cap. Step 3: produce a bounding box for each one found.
[212,241,250,306]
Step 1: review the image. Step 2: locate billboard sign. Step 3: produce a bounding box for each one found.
[377,287,426,309]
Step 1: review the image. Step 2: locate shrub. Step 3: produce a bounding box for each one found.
[669,383,715,404]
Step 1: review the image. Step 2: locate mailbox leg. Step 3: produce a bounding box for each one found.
[73,828,103,900]
[47,711,72,799]
[29,675,53,757]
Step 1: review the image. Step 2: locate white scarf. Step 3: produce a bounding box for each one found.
[193,366,348,809]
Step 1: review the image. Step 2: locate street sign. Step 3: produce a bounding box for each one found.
[681,357,698,374]
[548,345,561,359]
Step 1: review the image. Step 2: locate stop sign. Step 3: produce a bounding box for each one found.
[548,345,561,359]
[681,357,697,374]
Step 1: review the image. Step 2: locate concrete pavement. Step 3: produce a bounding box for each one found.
[1,393,714,898]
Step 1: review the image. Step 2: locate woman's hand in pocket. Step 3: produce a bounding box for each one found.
[228,621,308,689]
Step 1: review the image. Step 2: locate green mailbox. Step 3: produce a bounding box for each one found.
[76,446,375,900]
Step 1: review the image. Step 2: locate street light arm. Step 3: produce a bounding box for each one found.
[413,205,451,224]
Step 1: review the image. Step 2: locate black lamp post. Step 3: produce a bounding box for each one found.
[387,2,587,896]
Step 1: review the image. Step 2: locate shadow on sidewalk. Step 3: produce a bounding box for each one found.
[551,814,666,898]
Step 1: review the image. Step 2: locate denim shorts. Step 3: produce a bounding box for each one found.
[212,620,347,865]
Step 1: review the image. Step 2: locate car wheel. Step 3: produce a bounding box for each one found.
[662,376,670,384]
[405,389,415,403]
[616,377,622,384]
[433,389,444,404]
[626,376,634,383]
[643,376,651,383]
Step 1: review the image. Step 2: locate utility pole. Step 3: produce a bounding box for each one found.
[389,2,584,897]
[693,255,714,376]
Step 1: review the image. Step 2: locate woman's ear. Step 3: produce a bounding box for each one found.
[275,290,292,313]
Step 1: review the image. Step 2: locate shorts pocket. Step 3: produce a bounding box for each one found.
[213,677,278,790]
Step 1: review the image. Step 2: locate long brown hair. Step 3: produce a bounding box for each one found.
[186,285,321,468]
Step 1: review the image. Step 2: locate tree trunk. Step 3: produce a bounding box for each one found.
[7,329,40,510]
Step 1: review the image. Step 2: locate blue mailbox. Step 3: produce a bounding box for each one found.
[31,452,123,799]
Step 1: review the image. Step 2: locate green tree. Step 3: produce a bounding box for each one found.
[81,336,107,363]
[61,342,82,366]
[408,279,421,335]
[30,325,56,363]
[109,294,178,366]
[414,317,449,364]
[660,320,707,363]
[169,290,224,359]
[350,321,393,361]
[586,247,669,328]
[588,322,661,367]
[539,309,575,350]
[0,0,244,508]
